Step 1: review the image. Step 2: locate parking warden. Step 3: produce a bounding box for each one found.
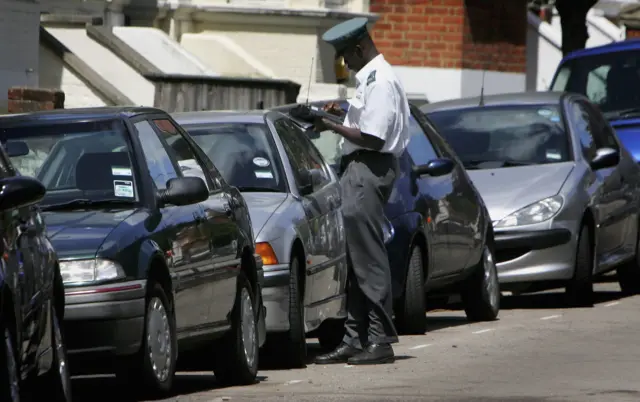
[314,17,411,365]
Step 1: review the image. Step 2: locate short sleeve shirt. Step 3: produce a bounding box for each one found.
[340,54,411,157]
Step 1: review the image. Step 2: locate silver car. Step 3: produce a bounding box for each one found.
[423,92,640,307]
[173,110,347,367]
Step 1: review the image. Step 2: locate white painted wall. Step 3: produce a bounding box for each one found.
[43,26,154,106]
[0,0,40,112]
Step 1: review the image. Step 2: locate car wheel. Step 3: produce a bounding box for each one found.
[42,305,72,402]
[566,225,594,307]
[273,255,306,368]
[617,226,640,295]
[461,243,500,321]
[213,272,258,386]
[316,318,345,351]
[116,283,177,396]
[0,322,20,402]
[395,244,427,335]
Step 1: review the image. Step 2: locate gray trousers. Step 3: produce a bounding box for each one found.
[340,150,399,349]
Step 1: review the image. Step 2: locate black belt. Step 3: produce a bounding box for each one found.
[339,149,394,173]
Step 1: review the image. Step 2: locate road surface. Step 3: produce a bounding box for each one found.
[71,281,640,402]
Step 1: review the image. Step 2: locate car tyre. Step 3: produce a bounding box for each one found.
[273,255,306,368]
[617,227,640,295]
[0,321,20,402]
[395,244,427,335]
[41,305,72,402]
[316,318,345,351]
[213,272,258,386]
[116,283,177,396]
[566,225,594,307]
[461,242,500,322]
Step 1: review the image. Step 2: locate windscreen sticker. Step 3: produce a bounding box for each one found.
[253,157,270,167]
[114,180,134,198]
[255,170,274,179]
[112,166,132,176]
[537,108,553,117]
[550,115,560,122]
[546,150,562,160]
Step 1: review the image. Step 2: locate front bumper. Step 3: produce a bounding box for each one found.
[262,263,290,332]
[64,280,146,357]
[494,228,575,284]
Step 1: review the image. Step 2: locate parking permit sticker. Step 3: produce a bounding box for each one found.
[112,166,132,176]
[253,157,270,167]
[537,108,553,117]
[114,180,134,198]
[546,150,561,160]
[255,170,274,179]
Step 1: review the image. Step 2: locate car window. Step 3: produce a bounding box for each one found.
[580,101,619,151]
[274,118,331,191]
[152,118,214,191]
[427,104,571,169]
[134,120,178,190]
[1,119,139,206]
[406,115,438,166]
[550,50,640,117]
[182,122,287,193]
[570,101,598,161]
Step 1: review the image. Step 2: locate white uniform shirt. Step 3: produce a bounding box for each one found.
[340,54,410,157]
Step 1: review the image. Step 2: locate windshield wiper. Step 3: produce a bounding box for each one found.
[41,198,134,212]
[236,186,280,193]
[604,107,640,119]
[463,159,535,169]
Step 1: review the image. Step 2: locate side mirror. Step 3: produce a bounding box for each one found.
[590,147,619,170]
[0,176,46,211]
[158,176,208,207]
[4,141,29,157]
[298,168,324,196]
[413,158,455,177]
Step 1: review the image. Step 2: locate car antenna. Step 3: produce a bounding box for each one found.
[479,69,486,107]
[305,56,314,105]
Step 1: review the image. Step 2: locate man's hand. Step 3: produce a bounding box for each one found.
[314,116,330,132]
[323,102,345,117]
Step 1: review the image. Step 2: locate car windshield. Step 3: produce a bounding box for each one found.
[551,50,640,119]
[0,119,139,208]
[426,104,571,170]
[182,122,286,192]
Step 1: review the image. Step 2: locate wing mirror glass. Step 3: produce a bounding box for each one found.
[590,147,619,170]
[413,158,455,177]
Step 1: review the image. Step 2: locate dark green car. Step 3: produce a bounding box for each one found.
[0,107,266,395]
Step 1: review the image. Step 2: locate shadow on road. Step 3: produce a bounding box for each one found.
[501,290,624,310]
[426,315,471,332]
[71,373,268,402]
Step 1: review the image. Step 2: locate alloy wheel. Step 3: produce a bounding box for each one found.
[484,247,500,309]
[240,287,257,369]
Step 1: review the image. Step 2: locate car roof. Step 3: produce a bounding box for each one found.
[560,38,640,63]
[0,106,165,127]
[421,91,564,114]
[172,110,268,126]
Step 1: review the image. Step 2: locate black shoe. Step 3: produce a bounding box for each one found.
[315,343,361,364]
[347,343,395,365]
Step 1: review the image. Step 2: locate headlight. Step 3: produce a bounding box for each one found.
[494,195,563,228]
[59,258,125,284]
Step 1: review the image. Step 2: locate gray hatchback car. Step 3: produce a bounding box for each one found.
[173,110,347,368]
[423,92,640,307]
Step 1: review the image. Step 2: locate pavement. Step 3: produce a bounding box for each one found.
[71,280,640,402]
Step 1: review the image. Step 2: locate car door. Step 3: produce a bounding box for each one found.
[582,101,637,261]
[270,115,343,306]
[402,112,455,277]
[133,118,208,333]
[569,99,621,264]
[151,117,238,327]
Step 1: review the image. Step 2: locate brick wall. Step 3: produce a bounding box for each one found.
[369,0,528,73]
[8,87,65,114]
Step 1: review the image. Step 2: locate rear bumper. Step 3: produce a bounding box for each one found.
[64,280,146,357]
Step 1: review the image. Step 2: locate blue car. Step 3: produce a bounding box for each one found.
[550,39,640,160]
[274,101,498,335]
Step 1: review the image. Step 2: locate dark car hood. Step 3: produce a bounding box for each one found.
[610,118,640,161]
[43,209,135,259]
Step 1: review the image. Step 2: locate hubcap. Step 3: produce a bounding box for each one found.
[52,311,70,400]
[484,247,499,309]
[4,329,19,402]
[146,297,172,382]
[240,288,256,368]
